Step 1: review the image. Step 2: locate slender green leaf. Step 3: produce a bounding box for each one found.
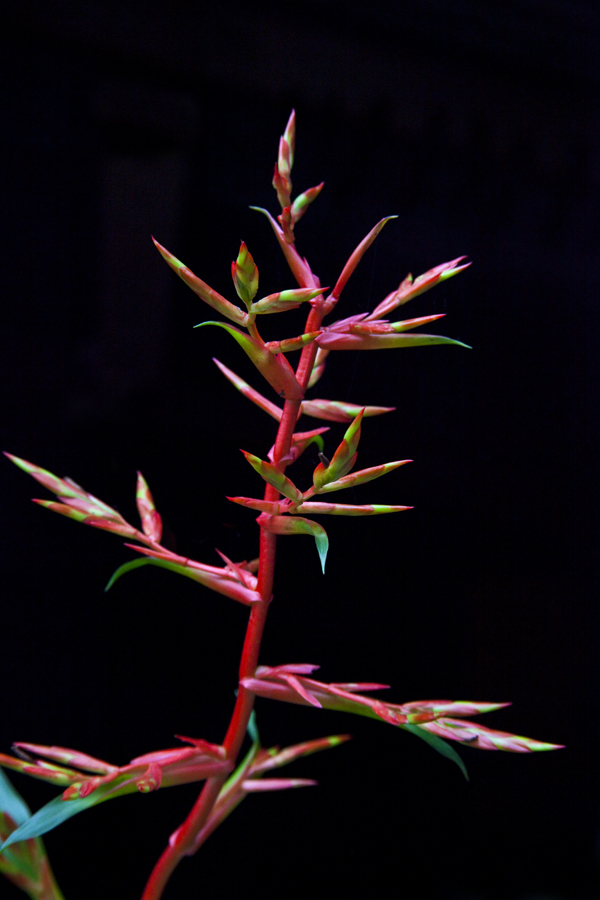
[0,769,30,827]
[247,711,260,746]
[401,724,469,781]
[1,781,132,850]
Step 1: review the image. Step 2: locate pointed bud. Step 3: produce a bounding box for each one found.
[307,347,329,389]
[272,164,292,210]
[231,241,259,307]
[136,472,162,543]
[419,719,563,753]
[265,332,321,354]
[12,743,117,775]
[251,735,351,775]
[0,752,83,787]
[136,762,162,793]
[369,257,470,319]
[313,410,363,490]
[282,110,296,171]
[251,288,325,315]
[297,502,411,516]
[153,238,248,326]
[318,460,410,494]
[241,451,303,504]
[291,182,324,224]
[301,398,395,423]
[350,314,446,335]
[242,778,317,792]
[277,206,294,243]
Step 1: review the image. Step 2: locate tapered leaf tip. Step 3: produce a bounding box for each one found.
[315,531,328,574]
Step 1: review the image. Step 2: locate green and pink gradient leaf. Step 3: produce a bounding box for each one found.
[136,472,162,543]
[5,454,148,543]
[251,287,325,314]
[153,238,248,326]
[301,398,395,423]
[368,256,470,320]
[316,332,471,351]
[331,216,397,301]
[290,182,324,224]
[257,514,329,573]
[313,410,363,490]
[264,332,321,354]
[317,460,411,494]
[213,358,283,421]
[241,451,303,504]
[250,207,315,288]
[195,322,304,400]
[213,359,395,426]
[307,346,329,389]
[297,502,411,516]
[350,314,446,334]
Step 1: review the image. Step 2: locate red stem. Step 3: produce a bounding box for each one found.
[141,239,328,900]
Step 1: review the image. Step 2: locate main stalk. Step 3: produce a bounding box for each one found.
[141,287,327,899]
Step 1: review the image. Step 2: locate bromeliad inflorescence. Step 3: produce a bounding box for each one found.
[0,110,562,900]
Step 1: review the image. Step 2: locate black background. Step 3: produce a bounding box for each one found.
[1,2,598,898]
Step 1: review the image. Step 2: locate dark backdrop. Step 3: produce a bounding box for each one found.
[1,2,598,898]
